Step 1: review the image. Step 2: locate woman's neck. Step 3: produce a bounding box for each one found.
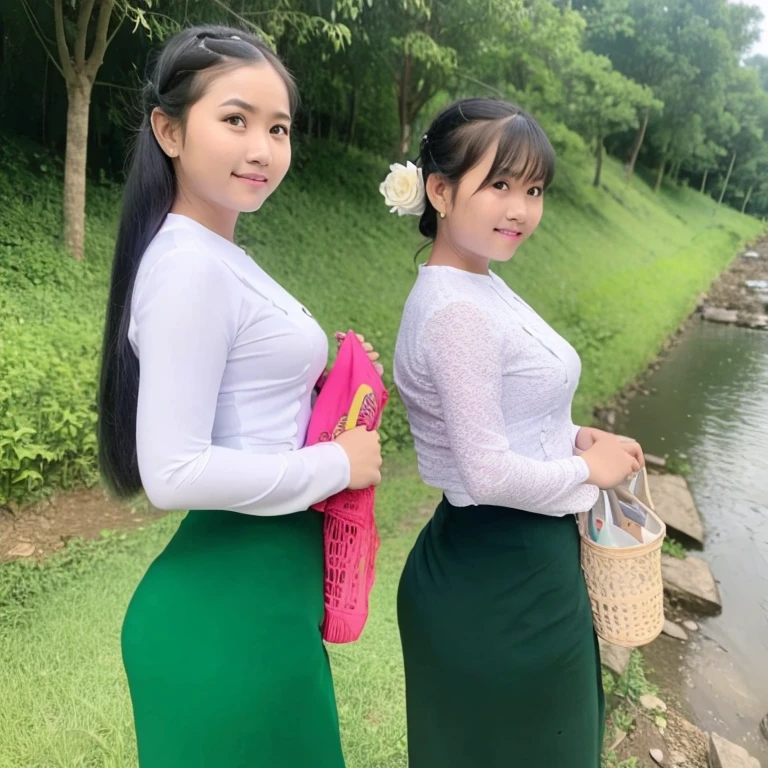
[425,232,490,276]
[171,196,239,242]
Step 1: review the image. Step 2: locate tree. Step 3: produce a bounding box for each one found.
[476,0,586,114]
[684,107,738,195]
[745,178,768,217]
[23,0,128,259]
[584,0,760,186]
[361,0,526,159]
[649,3,738,192]
[22,0,360,260]
[581,0,673,181]
[560,51,659,186]
[714,66,768,210]
[746,54,768,93]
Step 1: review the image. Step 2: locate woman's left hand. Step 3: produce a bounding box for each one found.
[575,427,644,470]
[335,331,385,377]
[575,426,601,451]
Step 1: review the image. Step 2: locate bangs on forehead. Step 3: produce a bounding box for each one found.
[459,115,555,190]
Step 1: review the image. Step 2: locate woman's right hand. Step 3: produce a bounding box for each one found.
[582,434,641,489]
[335,426,383,489]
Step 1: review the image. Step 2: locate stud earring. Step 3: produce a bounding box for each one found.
[439,211,446,219]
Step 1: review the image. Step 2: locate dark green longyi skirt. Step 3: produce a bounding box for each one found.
[398,496,605,768]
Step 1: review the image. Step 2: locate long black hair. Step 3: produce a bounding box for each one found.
[98,25,299,499]
[416,98,556,240]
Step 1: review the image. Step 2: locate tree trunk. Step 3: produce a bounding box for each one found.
[52,0,116,259]
[63,79,92,260]
[593,135,603,188]
[397,55,413,159]
[717,151,736,207]
[625,108,649,182]
[741,183,754,214]
[653,138,670,193]
[700,168,709,194]
[399,120,413,160]
[671,160,681,184]
[42,59,48,144]
[344,86,357,150]
[306,108,313,141]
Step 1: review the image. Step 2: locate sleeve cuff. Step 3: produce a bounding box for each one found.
[572,455,590,483]
[326,440,352,492]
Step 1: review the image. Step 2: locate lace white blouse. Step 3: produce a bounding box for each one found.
[394,264,599,516]
[128,213,350,516]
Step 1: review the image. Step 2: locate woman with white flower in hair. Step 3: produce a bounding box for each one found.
[385,98,645,767]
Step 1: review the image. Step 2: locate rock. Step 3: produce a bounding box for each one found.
[650,747,665,765]
[682,620,699,632]
[662,555,722,615]
[6,542,35,558]
[760,714,768,742]
[641,694,668,712]
[608,729,628,751]
[702,306,739,324]
[670,750,686,765]
[708,731,761,768]
[647,474,705,546]
[645,453,667,469]
[745,279,768,290]
[598,637,632,677]
[742,250,760,259]
[745,315,768,330]
[662,619,689,641]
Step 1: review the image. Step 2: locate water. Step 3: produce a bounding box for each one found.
[616,320,768,758]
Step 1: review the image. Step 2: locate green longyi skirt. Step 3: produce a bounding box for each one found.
[398,496,605,768]
[121,508,345,768]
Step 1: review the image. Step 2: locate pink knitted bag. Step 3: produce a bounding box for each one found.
[306,331,388,644]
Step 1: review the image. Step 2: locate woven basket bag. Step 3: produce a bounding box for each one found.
[579,465,667,647]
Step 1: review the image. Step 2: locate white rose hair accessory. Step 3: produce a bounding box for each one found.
[379,160,426,217]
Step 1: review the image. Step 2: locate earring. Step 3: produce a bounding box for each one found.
[439,211,446,219]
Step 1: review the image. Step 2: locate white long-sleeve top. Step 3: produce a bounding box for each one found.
[127,213,351,515]
[394,264,599,516]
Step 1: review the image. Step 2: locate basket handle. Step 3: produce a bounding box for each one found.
[627,465,655,511]
[615,437,655,512]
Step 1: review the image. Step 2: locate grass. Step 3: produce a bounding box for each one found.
[662,536,687,559]
[0,132,764,505]
[0,451,439,768]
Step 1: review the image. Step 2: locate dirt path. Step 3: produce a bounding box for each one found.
[0,487,167,562]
